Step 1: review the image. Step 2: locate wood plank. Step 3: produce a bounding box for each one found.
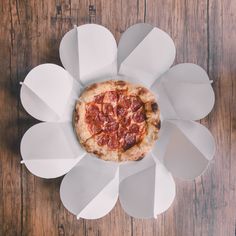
[0,0,22,235]
[206,0,236,235]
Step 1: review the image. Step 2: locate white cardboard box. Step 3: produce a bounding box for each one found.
[20,23,215,219]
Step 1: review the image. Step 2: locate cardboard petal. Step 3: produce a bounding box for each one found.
[119,25,176,88]
[60,24,117,85]
[119,158,175,218]
[20,83,60,121]
[59,26,80,82]
[119,153,155,182]
[60,79,82,121]
[118,23,153,70]
[60,155,119,219]
[154,160,176,215]
[20,122,85,178]
[20,64,75,122]
[152,120,215,180]
[151,63,215,120]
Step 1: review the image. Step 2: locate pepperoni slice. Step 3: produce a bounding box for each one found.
[131,97,143,112]
[97,112,115,123]
[108,91,118,102]
[129,123,139,133]
[85,113,96,123]
[94,93,104,104]
[85,114,92,123]
[107,133,119,149]
[123,133,136,150]
[104,121,119,132]
[97,134,109,146]
[118,126,127,139]
[86,113,102,125]
[120,116,131,127]
[104,91,118,103]
[107,115,115,122]
[98,112,108,122]
[117,105,128,116]
[95,114,103,122]
[85,89,149,150]
[103,103,114,115]
[88,123,102,135]
[123,98,132,109]
[133,109,146,123]
[86,103,100,115]
[117,89,127,99]
[119,96,131,109]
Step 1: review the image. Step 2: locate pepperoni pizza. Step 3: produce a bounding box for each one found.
[73,80,161,162]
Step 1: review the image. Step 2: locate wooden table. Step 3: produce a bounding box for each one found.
[0,0,235,235]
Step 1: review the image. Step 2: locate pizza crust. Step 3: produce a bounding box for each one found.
[80,80,116,103]
[128,85,156,103]
[83,136,119,162]
[119,145,145,162]
[73,100,92,143]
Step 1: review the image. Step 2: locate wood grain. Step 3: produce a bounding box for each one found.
[0,0,235,235]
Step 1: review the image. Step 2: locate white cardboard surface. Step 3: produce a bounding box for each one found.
[60,155,119,219]
[152,120,215,180]
[21,122,85,178]
[118,23,153,70]
[60,78,82,121]
[20,64,74,122]
[119,153,155,182]
[154,159,176,215]
[119,27,176,88]
[59,26,80,83]
[60,24,117,85]
[20,83,60,121]
[151,63,215,120]
[77,24,117,84]
[119,157,175,218]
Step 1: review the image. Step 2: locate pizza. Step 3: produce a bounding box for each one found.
[73,80,161,162]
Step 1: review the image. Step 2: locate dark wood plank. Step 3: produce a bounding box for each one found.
[5,0,86,235]
[0,0,22,235]
[206,0,236,235]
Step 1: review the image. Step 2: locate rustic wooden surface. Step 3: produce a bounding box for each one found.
[0,0,235,235]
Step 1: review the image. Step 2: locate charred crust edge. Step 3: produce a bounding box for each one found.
[85,83,98,91]
[115,80,127,86]
[138,87,149,95]
[156,119,161,129]
[151,102,158,112]
[136,154,145,161]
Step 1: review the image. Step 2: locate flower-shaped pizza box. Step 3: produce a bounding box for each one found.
[20,23,215,219]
